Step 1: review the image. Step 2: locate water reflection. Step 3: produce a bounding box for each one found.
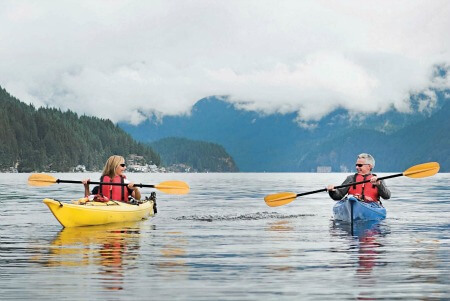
[330,220,390,299]
[266,220,295,233]
[264,220,296,272]
[1,173,448,300]
[35,222,144,291]
[409,238,442,285]
[157,231,188,275]
[331,220,389,275]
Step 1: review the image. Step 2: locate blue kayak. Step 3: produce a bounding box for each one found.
[333,195,386,222]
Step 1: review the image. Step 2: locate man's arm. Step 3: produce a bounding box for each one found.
[376,180,391,200]
[328,175,353,200]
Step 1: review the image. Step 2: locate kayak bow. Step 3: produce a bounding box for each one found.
[333,195,386,222]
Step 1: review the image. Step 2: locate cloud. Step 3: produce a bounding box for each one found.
[0,0,449,125]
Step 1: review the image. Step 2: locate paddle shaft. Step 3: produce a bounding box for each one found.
[296,172,403,198]
[56,179,156,188]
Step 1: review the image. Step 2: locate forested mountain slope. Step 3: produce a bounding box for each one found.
[0,86,160,172]
[151,137,238,172]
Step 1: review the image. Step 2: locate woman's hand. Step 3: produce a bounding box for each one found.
[127,182,138,190]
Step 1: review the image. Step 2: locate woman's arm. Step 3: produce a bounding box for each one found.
[82,179,90,197]
[128,183,141,200]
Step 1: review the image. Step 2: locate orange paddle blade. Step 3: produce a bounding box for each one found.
[264,192,297,207]
[403,162,440,178]
[155,181,190,195]
[28,174,58,186]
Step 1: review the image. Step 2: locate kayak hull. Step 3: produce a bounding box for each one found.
[333,195,386,222]
[43,198,155,228]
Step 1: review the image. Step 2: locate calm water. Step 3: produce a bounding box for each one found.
[1,172,449,300]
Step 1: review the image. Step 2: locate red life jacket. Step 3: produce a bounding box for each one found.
[348,173,379,202]
[100,175,129,202]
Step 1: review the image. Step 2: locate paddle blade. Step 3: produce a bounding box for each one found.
[155,181,190,195]
[264,192,297,207]
[403,162,440,178]
[28,174,57,186]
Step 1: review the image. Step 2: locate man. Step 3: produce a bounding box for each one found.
[327,153,391,202]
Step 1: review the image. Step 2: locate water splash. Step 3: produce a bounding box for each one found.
[175,211,315,222]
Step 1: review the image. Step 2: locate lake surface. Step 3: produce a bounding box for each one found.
[1,172,449,300]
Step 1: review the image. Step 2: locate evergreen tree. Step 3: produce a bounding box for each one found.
[0,86,160,172]
[151,137,239,172]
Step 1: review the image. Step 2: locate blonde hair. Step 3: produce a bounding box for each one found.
[102,155,125,178]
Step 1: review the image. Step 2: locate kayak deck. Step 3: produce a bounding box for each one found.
[43,198,156,228]
[333,195,386,222]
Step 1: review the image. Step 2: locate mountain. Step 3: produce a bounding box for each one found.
[150,137,239,172]
[121,98,305,171]
[294,100,450,172]
[120,94,449,172]
[0,86,160,172]
[389,101,450,170]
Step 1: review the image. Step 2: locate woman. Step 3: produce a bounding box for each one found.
[83,155,141,201]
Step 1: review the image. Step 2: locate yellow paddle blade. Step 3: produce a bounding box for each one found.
[155,181,190,195]
[264,192,297,207]
[403,162,440,178]
[28,174,58,186]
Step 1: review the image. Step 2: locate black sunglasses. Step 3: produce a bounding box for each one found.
[355,163,369,167]
[119,163,126,167]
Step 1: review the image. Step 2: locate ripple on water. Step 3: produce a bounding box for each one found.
[175,212,316,221]
[0,172,449,300]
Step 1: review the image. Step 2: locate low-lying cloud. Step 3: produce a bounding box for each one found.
[1,1,449,125]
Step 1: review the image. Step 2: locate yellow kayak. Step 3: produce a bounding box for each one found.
[43,198,156,228]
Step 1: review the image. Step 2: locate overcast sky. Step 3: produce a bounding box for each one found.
[1,1,449,125]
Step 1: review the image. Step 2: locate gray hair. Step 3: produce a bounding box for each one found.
[358,153,375,168]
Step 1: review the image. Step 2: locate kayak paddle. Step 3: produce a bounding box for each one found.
[28,173,190,195]
[264,162,440,207]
